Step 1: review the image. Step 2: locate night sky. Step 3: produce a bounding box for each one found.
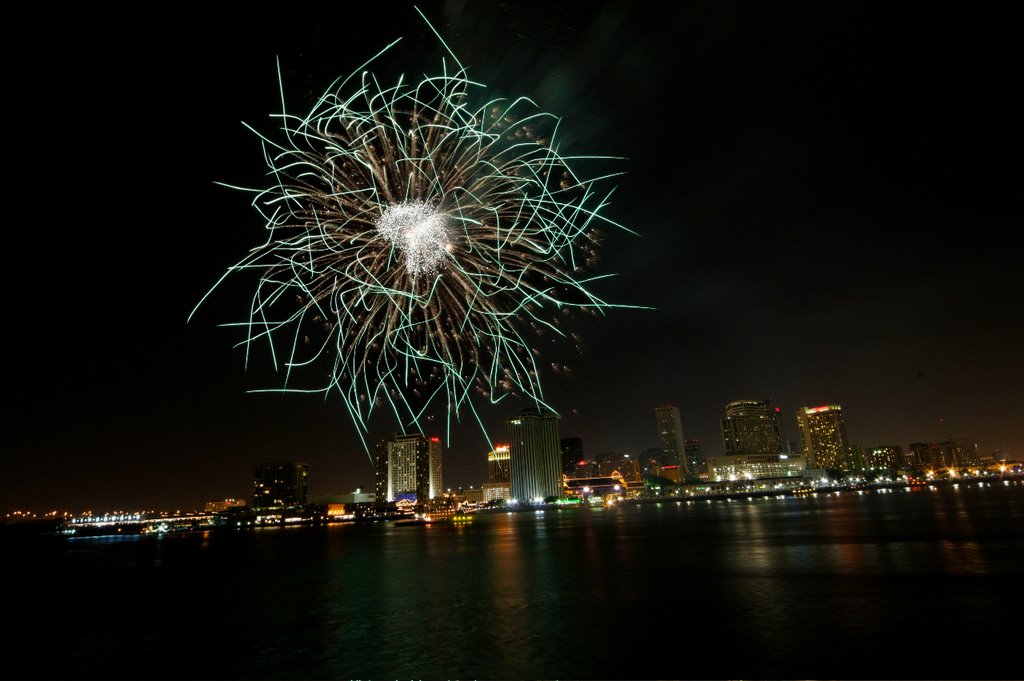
[8,2,1021,512]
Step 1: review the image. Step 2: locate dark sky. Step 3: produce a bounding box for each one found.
[7,2,1021,512]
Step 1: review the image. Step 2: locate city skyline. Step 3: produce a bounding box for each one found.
[6,2,1021,512]
[4,393,1011,513]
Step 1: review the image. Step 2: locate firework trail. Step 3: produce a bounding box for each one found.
[192,11,636,450]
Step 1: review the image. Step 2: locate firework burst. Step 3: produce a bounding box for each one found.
[192,14,635,449]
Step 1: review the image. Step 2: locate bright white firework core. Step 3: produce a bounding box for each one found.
[375,201,451,276]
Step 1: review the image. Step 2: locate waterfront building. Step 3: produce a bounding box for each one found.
[564,474,630,501]
[313,488,376,520]
[865,445,904,471]
[908,440,982,471]
[483,443,512,502]
[374,434,442,503]
[795,405,853,471]
[849,444,867,471]
[204,498,246,513]
[507,408,562,502]
[946,439,981,468]
[311,488,375,505]
[596,452,641,482]
[481,481,512,502]
[252,462,309,509]
[461,487,484,504]
[660,463,683,483]
[655,404,688,475]
[721,399,786,457]
[428,437,443,498]
[488,444,511,483]
[706,453,806,482]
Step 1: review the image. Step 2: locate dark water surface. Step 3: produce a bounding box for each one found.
[13,482,1024,680]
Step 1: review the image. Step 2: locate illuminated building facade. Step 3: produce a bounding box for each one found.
[706,453,806,481]
[482,482,511,502]
[564,474,629,500]
[796,404,852,471]
[483,444,512,501]
[596,452,641,482]
[507,408,562,502]
[252,462,309,509]
[847,444,866,471]
[204,498,247,513]
[374,434,443,503]
[655,404,688,475]
[428,437,443,499]
[865,445,904,471]
[488,444,511,483]
[721,399,785,456]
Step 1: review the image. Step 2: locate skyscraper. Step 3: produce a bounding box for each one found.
[487,444,511,483]
[721,400,785,457]
[483,443,512,502]
[374,434,442,503]
[655,404,688,476]
[507,408,562,502]
[796,405,852,471]
[252,461,309,509]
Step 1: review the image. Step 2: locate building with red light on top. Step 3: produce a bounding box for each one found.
[483,444,512,502]
[796,404,852,471]
[721,400,786,457]
[374,434,443,504]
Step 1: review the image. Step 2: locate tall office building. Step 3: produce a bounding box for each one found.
[796,405,852,471]
[488,444,511,483]
[560,437,585,477]
[374,434,442,503]
[507,408,562,502]
[721,400,785,456]
[252,462,309,509]
[483,444,512,502]
[655,404,688,475]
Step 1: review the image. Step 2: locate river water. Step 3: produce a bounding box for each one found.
[12,481,1023,680]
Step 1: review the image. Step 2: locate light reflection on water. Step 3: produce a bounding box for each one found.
[13,482,1024,680]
